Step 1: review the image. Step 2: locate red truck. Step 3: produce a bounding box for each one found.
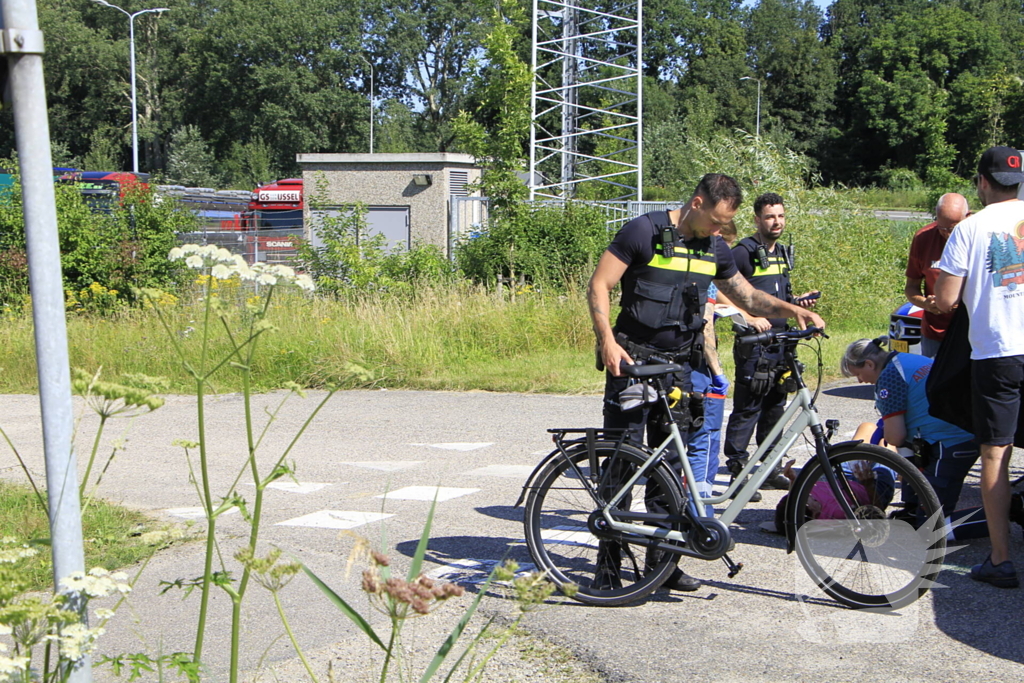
[241,178,304,263]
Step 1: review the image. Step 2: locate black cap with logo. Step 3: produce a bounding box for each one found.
[978,146,1024,186]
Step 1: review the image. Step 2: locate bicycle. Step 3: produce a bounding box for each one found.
[517,327,947,609]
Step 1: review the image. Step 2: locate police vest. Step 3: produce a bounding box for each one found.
[735,236,792,330]
[735,236,792,300]
[619,212,718,336]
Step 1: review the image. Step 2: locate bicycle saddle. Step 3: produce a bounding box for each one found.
[620,361,685,378]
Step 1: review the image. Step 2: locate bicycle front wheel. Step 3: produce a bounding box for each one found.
[791,443,946,609]
[523,441,686,607]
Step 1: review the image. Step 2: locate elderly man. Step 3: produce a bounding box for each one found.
[935,146,1024,588]
[904,193,969,357]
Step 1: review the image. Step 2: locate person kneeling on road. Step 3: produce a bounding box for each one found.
[840,338,1024,540]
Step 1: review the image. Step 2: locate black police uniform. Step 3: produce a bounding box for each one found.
[723,236,793,475]
[593,210,737,590]
[603,211,737,450]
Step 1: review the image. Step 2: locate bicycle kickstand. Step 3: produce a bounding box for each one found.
[722,554,743,579]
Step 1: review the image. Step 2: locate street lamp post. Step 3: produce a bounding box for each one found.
[91,1,169,174]
[359,55,375,154]
[740,76,761,138]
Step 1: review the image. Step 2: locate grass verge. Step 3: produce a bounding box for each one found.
[0,285,891,395]
[0,478,161,590]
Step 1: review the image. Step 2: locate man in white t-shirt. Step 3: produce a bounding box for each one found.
[935,146,1024,588]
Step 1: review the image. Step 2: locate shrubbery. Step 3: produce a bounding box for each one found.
[295,202,458,298]
[455,201,611,289]
[0,166,193,312]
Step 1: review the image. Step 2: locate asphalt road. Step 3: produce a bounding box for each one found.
[3,381,1022,682]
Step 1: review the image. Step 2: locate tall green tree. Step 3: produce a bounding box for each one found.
[166,0,368,174]
[369,0,494,151]
[745,0,836,154]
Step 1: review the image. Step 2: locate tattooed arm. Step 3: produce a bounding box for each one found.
[702,303,723,376]
[715,272,825,330]
[588,251,633,376]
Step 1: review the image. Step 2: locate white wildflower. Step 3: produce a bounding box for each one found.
[211,264,233,280]
[168,246,184,260]
[255,272,277,286]
[185,255,204,269]
[181,244,202,255]
[111,571,128,582]
[88,567,110,578]
[199,244,219,257]
[295,274,315,292]
[59,571,88,592]
[94,608,115,621]
[58,623,104,662]
[272,264,296,279]
[0,654,31,675]
[0,539,37,564]
[232,254,248,268]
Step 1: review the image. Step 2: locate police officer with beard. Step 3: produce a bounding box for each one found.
[723,193,820,495]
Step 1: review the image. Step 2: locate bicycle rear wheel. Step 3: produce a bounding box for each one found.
[791,443,946,609]
[523,441,686,607]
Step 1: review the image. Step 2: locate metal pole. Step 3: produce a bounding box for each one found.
[369,62,374,154]
[128,11,137,172]
[1,1,90,681]
[740,76,761,138]
[90,2,168,173]
[755,78,761,139]
[359,55,374,154]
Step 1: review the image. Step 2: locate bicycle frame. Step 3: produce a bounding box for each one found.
[601,332,864,549]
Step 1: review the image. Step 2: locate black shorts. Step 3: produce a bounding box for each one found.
[971,355,1024,446]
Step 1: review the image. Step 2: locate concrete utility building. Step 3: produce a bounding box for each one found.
[296,153,482,256]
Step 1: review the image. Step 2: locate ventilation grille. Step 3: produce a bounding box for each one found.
[449,171,470,196]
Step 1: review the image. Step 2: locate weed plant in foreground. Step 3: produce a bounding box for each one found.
[0,480,156,592]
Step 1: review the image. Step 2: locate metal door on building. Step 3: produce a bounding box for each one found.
[309,206,410,252]
[365,206,410,251]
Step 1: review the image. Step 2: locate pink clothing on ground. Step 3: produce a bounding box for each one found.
[810,480,870,520]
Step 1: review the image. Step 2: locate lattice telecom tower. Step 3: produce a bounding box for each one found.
[529,0,642,201]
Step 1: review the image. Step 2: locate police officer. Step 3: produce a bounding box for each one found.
[588,176,825,592]
[723,193,820,495]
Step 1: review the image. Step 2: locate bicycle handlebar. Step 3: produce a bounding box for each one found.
[735,326,827,348]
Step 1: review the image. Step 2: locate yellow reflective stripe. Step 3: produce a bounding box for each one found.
[752,263,786,276]
[646,254,717,275]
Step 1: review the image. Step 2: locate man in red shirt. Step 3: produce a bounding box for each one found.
[904,193,969,357]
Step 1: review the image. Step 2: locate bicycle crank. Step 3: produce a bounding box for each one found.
[688,517,733,560]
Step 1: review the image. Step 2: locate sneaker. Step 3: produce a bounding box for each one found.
[969,556,1019,589]
[760,466,791,491]
[662,568,701,592]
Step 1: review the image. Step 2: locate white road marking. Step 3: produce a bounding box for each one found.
[427,558,538,585]
[374,486,479,502]
[275,510,393,529]
[407,442,494,451]
[338,461,424,472]
[464,465,536,479]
